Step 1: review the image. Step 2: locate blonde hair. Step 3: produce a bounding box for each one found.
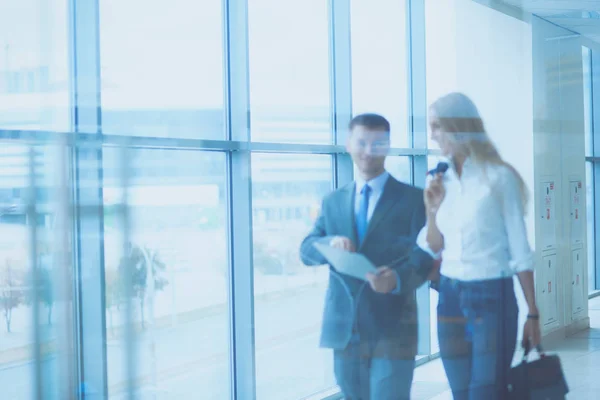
[429,92,529,210]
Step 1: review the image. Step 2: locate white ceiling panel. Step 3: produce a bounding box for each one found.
[499,0,600,14]
[545,17,600,41]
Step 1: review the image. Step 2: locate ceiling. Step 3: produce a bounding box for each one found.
[495,0,600,41]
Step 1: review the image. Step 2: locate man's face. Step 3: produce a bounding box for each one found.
[346,125,390,176]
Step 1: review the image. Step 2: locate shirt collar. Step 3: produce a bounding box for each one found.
[463,156,474,170]
[449,156,475,179]
[355,171,389,194]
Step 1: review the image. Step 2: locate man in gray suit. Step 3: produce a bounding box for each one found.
[300,114,434,400]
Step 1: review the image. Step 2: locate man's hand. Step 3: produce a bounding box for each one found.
[366,266,397,294]
[330,236,356,252]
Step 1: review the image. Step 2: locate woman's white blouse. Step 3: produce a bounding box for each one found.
[417,159,534,281]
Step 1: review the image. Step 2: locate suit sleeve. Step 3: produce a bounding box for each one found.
[299,198,336,266]
[390,246,434,293]
[382,189,427,263]
[409,190,427,240]
[389,191,434,293]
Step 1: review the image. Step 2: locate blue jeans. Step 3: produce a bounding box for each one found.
[334,336,415,400]
[437,275,518,400]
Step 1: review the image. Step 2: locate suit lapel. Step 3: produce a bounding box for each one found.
[339,184,358,246]
[360,178,403,249]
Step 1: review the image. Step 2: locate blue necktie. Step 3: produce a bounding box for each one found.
[356,184,371,246]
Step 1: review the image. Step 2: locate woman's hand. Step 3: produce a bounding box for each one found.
[522,313,542,349]
[424,173,446,216]
[517,272,542,351]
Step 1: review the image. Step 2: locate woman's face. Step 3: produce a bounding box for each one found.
[429,111,456,157]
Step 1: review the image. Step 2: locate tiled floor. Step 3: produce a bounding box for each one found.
[411,296,600,399]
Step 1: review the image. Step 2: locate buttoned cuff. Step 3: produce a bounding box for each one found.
[417,225,442,260]
[416,234,442,260]
[511,253,535,273]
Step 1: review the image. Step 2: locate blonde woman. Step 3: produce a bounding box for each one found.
[419,93,541,399]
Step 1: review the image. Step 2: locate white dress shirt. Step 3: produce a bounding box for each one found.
[417,158,534,281]
[354,171,389,222]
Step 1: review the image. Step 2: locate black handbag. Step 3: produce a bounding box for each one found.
[507,344,569,399]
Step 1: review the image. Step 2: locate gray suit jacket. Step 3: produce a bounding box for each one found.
[300,176,433,359]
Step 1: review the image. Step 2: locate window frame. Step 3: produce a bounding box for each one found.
[586,47,600,296]
[0,0,437,398]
